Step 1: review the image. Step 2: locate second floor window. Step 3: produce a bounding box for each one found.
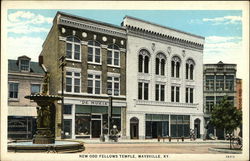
[171,86,180,102]
[66,71,81,93]
[107,44,120,66]
[31,84,40,95]
[216,75,224,91]
[155,84,165,101]
[138,49,150,73]
[138,82,149,100]
[107,76,120,96]
[66,36,81,61]
[9,82,19,99]
[87,74,101,94]
[205,75,214,91]
[185,87,194,103]
[88,41,101,64]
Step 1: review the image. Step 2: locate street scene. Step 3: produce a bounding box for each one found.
[2,2,248,161]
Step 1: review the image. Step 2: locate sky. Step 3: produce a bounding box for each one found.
[6,9,243,78]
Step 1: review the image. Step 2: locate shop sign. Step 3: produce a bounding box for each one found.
[81,100,109,106]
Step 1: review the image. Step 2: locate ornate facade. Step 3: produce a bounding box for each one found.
[123,16,205,139]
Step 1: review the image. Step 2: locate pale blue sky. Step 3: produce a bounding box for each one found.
[7,9,243,77]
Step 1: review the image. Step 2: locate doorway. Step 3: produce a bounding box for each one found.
[130,117,139,139]
[91,114,102,138]
[194,118,201,138]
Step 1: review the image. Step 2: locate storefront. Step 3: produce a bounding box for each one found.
[145,114,190,138]
[63,98,125,139]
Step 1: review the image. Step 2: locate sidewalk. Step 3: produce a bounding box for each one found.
[66,138,230,144]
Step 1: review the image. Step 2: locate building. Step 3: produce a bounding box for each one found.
[236,78,242,110]
[8,55,44,139]
[122,16,205,139]
[203,61,237,139]
[39,12,127,139]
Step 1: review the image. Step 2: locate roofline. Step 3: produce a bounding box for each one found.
[204,63,237,66]
[57,11,126,31]
[123,15,205,39]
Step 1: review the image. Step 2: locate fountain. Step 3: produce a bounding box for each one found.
[8,73,85,153]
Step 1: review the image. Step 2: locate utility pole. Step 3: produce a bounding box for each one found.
[59,56,66,139]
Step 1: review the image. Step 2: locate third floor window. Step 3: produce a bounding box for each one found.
[66,36,81,61]
[138,49,150,73]
[107,44,120,67]
[88,41,101,64]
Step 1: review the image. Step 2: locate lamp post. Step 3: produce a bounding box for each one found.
[107,90,113,140]
[59,56,66,139]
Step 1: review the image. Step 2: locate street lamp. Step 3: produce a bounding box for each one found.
[59,56,66,139]
[107,90,113,139]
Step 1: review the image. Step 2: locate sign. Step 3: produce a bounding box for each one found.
[80,100,109,106]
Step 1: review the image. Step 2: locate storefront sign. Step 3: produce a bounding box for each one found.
[81,100,109,106]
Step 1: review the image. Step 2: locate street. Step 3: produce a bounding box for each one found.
[83,143,228,154]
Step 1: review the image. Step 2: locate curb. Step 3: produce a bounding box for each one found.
[208,147,242,154]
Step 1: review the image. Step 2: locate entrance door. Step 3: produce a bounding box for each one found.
[194,118,201,138]
[91,114,102,138]
[130,117,139,139]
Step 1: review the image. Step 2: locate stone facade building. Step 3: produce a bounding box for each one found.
[8,55,44,139]
[39,12,127,139]
[203,61,237,139]
[122,16,205,139]
[236,78,242,110]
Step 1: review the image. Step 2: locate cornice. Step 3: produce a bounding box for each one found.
[126,26,204,51]
[58,16,127,39]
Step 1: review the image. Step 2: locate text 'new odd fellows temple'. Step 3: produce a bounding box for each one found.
[39,11,205,140]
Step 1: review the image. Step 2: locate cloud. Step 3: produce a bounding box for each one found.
[202,16,242,25]
[8,11,53,34]
[7,36,43,62]
[204,36,243,78]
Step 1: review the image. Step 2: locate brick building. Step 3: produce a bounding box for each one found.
[203,61,237,139]
[8,55,44,139]
[39,12,127,139]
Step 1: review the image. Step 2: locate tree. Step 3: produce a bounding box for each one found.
[210,96,242,149]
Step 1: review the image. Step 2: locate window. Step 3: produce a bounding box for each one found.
[107,44,120,66]
[64,105,72,114]
[205,96,214,113]
[66,71,81,93]
[87,74,101,94]
[216,75,224,91]
[107,76,120,96]
[88,41,101,64]
[138,82,149,100]
[155,84,165,101]
[171,86,180,102]
[20,59,30,71]
[205,75,214,91]
[186,59,195,80]
[9,82,19,99]
[185,87,194,103]
[66,36,81,61]
[31,84,40,95]
[225,75,234,91]
[171,56,181,78]
[155,53,166,76]
[138,49,150,73]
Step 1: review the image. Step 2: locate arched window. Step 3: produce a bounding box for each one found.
[107,44,120,66]
[138,49,150,73]
[155,53,166,76]
[88,40,101,64]
[171,56,181,78]
[186,59,195,80]
[66,36,81,61]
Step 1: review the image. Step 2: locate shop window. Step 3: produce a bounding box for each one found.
[107,44,120,66]
[64,105,72,114]
[31,84,40,95]
[66,36,81,61]
[66,71,81,93]
[8,82,19,99]
[107,76,120,96]
[75,114,91,137]
[170,115,190,137]
[138,82,149,100]
[87,74,101,94]
[88,41,101,64]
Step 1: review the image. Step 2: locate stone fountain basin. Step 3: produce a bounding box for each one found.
[8,140,85,153]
